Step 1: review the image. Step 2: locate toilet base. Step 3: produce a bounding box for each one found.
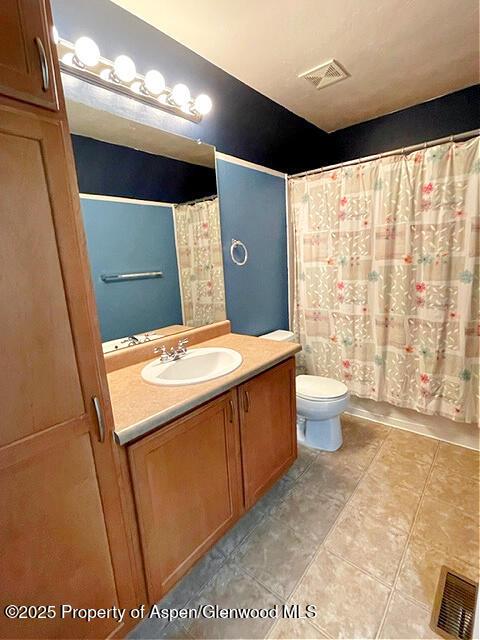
[297,415,343,452]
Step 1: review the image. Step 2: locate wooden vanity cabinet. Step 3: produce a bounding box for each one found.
[238,357,297,508]
[128,358,297,603]
[128,390,243,603]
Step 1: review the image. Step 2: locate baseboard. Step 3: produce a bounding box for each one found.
[346,396,479,451]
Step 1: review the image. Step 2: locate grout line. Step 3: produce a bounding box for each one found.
[375,440,441,639]
[278,428,393,639]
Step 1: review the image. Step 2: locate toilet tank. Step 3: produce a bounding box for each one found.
[259,329,295,342]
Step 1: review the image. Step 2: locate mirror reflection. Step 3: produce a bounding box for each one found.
[68,111,226,353]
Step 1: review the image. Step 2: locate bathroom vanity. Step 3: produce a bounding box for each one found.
[107,327,300,604]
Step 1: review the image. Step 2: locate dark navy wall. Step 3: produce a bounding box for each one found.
[326,86,480,165]
[52,0,328,174]
[81,196,182,341]
[216,158,288,336]
[73,135,216,203]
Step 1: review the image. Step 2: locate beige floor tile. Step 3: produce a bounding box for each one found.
[396,537,479,608]
[216,502,266,556]
[379,591,441,639]
[316,417,389,471]
[286,445,319,481]
[347,474,421,533]
[413,496,479,566]
[271,481,344,544]
[368,447,431,493]
[424,465,479,518]
[435,442,480,480]
[382,429,438,466]
[292,548,390,639]
[326,507,408,585]
[255,475,296,515]
[184,561,281,639]
[234,515,318,599]
[299,457,364,503]
[341,415,391,444]
[268,617,328,639]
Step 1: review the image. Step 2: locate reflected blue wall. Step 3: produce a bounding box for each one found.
[81,196,182,341]
[216,158,288,336]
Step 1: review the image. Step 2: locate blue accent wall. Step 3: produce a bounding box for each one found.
[80,197,182,341]
[216,159,288,336]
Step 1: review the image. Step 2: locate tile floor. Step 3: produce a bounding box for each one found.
[129,415,479,640]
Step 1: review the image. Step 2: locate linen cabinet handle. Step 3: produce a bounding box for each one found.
[35,37,49,91]
[243,390,250,413]
[92,396,106,443]
[228,399,234,423]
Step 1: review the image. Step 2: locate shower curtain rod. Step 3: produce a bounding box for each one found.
[177,194,218,207]
[289,128,480,179]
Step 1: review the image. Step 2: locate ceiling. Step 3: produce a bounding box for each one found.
[111,0,479,132]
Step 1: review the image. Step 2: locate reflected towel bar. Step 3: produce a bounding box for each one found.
[101,271,163,283]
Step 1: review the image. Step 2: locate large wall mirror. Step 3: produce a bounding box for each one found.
[65,101,226,353]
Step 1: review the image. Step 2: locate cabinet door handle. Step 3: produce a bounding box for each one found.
[92,396,106,443]
[228,399,234,423]
[35,37,49,92]
[243,390,250,413]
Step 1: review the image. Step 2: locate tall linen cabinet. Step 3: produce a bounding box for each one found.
[0,1,144,638]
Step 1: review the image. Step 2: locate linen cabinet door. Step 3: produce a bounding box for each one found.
[128,391,242,603]
[239,358,297,509]
[0,105,138,639]
[0,0,58,109]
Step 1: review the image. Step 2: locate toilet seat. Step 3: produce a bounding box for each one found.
[296,375,348,402]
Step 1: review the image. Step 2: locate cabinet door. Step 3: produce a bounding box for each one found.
[129,392,242,603]
[0,0,58,109]
[239,358,297,508]
[0,104,137,639]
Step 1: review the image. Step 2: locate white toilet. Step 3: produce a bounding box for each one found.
[260,330,349,451]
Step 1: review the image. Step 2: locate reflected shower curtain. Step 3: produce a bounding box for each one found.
[289,138,479,423]
[174,197,227,327]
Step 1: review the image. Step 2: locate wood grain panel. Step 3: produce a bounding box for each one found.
[0,429,119,639]
[0,0,58,109]
[0,124,84,446]
[129,391,242,602]
[239,357,297,508]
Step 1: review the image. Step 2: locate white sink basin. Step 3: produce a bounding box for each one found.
[141,347,243,386]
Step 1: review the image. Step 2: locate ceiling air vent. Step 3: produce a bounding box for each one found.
[298,59,349,90]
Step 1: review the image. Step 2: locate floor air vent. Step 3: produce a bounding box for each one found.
[431,566,478,639]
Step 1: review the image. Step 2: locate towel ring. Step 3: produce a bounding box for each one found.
[230,238,248,266]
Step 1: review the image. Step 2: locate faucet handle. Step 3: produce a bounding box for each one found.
[178,338,189,347]
[153,344,170,362]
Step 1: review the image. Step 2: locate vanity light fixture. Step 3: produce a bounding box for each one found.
[56,34,213,123]
[74,36,100,68]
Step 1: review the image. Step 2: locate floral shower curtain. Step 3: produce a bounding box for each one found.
[289,137,479,424]
[174,197,226,327]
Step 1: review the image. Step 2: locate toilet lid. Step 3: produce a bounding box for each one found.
[296,375,348,401]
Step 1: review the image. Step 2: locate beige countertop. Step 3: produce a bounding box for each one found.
[108,332,301,445]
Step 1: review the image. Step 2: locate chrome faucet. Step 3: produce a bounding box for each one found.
[154,338,189,362]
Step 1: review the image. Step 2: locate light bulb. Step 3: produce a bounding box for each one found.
[171,83,190,106]
[52,26,59,45]
[74,36,100,68]
[143,70,165,96]
[113,55,136,83]
[61,52,74,66]
[194,94,212,115]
